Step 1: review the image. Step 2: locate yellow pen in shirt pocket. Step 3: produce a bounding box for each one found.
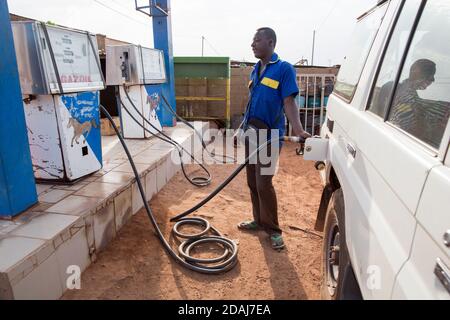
[261,77,280,90]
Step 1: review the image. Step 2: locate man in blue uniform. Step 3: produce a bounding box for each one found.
[238,27,311,250]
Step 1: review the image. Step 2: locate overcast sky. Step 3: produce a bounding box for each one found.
[8,0,377,66]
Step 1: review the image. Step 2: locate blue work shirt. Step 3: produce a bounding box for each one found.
[244,53,299,141]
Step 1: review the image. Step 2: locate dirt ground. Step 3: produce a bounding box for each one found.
[62,142,324,300]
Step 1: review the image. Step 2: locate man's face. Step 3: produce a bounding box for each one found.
[416,73,435,90]
[410,63,436,90]
[251,31,273,59]
[411,72,435,91]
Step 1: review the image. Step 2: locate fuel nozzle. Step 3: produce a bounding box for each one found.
[283,136,306,155]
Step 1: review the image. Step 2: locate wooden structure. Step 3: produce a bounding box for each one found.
[174,57,231,128]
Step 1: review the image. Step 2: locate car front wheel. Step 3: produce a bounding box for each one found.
[321,188,361,300]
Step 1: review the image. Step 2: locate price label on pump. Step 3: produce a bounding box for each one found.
[141,47,166,83]
[42,25,104,93]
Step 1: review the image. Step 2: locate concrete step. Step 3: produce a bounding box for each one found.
[0,123,207,300]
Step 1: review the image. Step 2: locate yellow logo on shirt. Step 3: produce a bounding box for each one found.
[261,77,279,90]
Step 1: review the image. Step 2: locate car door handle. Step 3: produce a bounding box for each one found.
[434,258,450,294]
[346,143,357,159]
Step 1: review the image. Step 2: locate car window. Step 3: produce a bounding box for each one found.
[387,0,450,150]
[368,0,423,118]
[334,3,389,101]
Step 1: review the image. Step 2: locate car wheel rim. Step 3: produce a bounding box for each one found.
[326,223,340,297]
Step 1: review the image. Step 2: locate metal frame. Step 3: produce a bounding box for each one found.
[135,0,168,17]
[295,73,336,136]
[135,0,176,127]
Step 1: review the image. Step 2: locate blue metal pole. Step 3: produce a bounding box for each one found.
[152,0,176,127]
[0,0,37,218]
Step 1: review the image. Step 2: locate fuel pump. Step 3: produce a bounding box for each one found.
[106,44,166,139]
[12,21,105,183]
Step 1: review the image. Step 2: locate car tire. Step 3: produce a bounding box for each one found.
[321,188,361,300]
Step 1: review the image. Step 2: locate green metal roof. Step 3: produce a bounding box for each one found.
[174,57,230,64]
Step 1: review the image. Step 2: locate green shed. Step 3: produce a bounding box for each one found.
[174,57,231,128]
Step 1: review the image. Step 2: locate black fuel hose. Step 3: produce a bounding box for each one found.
[119,87,211,187]
[119,97,211,188]
[118,97,211,187]
[100,104,238,274]
[160,94,236,163]
[119,90,280,222]
[170,137,304,222]
[101,103,303,274]
[170,159,248,222]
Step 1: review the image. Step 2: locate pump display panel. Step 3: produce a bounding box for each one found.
[12,21,105,95]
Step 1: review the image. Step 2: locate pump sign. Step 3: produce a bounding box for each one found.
[141,47,166,82]
[44,26,104,93]
[12,21,105,95]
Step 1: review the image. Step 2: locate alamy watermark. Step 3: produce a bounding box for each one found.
[66,265,81,290]
[366,265,382,291]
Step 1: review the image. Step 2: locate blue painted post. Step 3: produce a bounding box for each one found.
[0,0,37,218]
[152,0,176,127]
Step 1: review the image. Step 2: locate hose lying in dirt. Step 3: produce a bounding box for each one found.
[173,217,238,270]
[119,87,212,188]
[168,134,305,222]
[101,104,303,274]
[101,104,238,274]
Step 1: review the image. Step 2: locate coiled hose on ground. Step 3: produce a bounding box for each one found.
[101,104,239,274]
[102,91,302,274]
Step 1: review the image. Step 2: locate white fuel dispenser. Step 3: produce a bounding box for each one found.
[12,21,105,182]
[106,44,166,139]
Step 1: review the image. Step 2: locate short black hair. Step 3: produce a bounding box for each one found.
[257,27,277,47]
[410,59,436,79]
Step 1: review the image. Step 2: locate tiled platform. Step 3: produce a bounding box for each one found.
[0,122,207,300]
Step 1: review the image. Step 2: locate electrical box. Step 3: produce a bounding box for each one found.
[106,45,166,86]
[12,21,104,95]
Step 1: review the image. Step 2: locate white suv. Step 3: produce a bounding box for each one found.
[305,0,450,300]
